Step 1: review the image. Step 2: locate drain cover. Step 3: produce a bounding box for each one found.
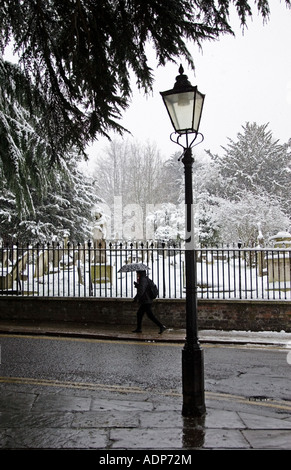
[249,396,271,402]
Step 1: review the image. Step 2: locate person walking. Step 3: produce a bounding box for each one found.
[132,270,166,334]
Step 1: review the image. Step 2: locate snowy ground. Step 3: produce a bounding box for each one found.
[199,329,291,347]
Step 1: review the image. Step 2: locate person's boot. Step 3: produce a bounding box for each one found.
[159,325,167,334]
[132,328,142,333]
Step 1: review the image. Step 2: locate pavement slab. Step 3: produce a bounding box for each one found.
[242,430,291,450]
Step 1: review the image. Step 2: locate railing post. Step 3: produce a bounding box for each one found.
[88,240,93,296]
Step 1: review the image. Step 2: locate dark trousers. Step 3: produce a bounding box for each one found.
[136,303,163,330]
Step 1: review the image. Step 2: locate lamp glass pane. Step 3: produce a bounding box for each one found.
[163,90,195,133]
[193,91,204,131]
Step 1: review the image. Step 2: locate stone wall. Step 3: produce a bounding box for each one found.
[0,297,290,332]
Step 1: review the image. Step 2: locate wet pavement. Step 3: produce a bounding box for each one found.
[0,321,291,450]
[0,319,290,346]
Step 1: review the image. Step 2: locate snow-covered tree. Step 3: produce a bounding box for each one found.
[198,203,220,246]
[94,138,164,207]
[200,123,291,244]
[0,54,100,243]
[207,123,291,213]
[146,203,185,241]
[0,57,55,215]
[160,153,184,205]
[211,192,290,246]
[0,152,100,244]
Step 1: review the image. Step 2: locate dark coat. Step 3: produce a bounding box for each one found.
[134,274,152,304]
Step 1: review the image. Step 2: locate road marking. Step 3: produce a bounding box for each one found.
[0,376,146,394]
[1,375,291,412]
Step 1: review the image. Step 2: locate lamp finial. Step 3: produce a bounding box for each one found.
[174,65,192,90]
[179,64,184,75]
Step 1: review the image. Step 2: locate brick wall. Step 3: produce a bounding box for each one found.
[0,297,290,332]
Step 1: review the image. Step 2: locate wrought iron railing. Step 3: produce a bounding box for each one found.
[0,242,290,300]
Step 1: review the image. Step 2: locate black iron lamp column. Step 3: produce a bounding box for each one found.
[160,65,206,417]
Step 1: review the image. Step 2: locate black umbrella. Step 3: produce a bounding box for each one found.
[118,262,150,273]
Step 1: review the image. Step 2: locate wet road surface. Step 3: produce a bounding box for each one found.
[0,334,290,401]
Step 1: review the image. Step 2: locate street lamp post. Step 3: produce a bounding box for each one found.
[160,65,206,417]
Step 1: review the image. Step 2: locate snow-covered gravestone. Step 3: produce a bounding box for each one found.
[267,231,291,284]
[34,250,49,278]
[91,212,112,284]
